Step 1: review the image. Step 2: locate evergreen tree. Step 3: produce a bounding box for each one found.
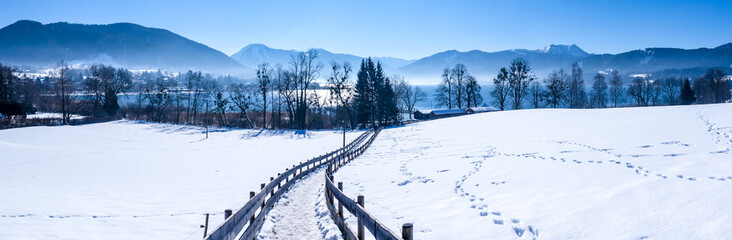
[381,76,399,124]
[680,78,695,105]
[354,59,372,127]
[352,58,400,127]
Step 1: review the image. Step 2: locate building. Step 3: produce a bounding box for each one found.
[429,109,467,119]
[413,109,433,120]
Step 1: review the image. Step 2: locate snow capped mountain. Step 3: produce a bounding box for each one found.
[230,43,414,75]
[539,44,589,57]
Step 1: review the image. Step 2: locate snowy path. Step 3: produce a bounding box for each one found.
[257,166,342,240]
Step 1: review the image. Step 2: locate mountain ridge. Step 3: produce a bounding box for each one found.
[0,20,244,73]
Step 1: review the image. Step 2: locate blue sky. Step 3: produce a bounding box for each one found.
[2,0,731,59]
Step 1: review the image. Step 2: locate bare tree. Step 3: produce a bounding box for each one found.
[290,49,322,129]
[568,63,586,108]
[545,69,568,108]
[451,63,468,108]
[256,63,272,129]
[528,82,544,108]
[464,75,482,108]
[54,61,80,124]
[327,62,354,128]
[141,76,173,122]
[184,71,203,124]
[662,77,683,105]
[86,64,114,115]
[627,77,654,106]
[590,73,608,108]
[609,70,624,107]
[649,79,664,106]
[395,77,426,120]
[229,82,257,128]
[703,68,731,103]
[491,67,510,111]
[213,90,228,126]
[508,58,534,110]
[436,67,454,109]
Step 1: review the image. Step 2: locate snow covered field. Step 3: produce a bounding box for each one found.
[335,103,732,239]
[0,121,358,240]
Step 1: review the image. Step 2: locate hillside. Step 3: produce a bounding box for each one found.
[0,20,244,73]
[580,43,732,75]
[335,103,732,239]
[397,44,589,79]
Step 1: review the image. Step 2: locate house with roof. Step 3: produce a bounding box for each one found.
[430,109,467,119]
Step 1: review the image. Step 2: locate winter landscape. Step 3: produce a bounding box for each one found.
[1,1,732,240]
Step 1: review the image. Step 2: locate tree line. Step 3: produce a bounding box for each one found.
[0,50,427,129]
[487,58,731,110]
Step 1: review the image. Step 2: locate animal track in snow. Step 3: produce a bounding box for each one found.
[454,149,539,239]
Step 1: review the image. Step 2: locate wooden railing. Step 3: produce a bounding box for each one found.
[324,129,414,240]
[203,130,374,240]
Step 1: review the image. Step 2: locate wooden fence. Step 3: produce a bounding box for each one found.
[203,129,374,240]
[324,129,414,240]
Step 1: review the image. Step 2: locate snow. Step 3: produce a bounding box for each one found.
[257,167,343,240]
[334,103,732,239]
[0,121,358,240]
[630,73,651,78]
[25,112,87,120]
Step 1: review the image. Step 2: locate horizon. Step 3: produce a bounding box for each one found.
[3,19,732,61]
[3,0,732,59]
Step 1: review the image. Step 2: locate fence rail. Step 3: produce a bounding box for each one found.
[324,129,414,240]
[203,129,373,240]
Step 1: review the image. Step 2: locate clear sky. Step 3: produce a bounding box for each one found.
[2,0,731,60]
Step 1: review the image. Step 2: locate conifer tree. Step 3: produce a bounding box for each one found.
[680,78,695,105]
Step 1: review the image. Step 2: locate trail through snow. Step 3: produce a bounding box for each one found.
[257,166,343,240]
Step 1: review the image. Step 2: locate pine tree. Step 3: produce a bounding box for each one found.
[680,78,695,105]
[354,59,372,127]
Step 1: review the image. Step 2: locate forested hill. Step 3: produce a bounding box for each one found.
[0,20,244,73]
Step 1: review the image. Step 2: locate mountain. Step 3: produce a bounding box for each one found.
[579,43,732,75]
[0,20,243,73]
[230,44,414,74]
[397,44,589,81]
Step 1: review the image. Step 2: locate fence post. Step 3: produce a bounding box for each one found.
[202,213,209,238]
[357,195,364,240]
[260,184,265,210]
[329,175,334,204]
[402,223,413,240]
[337,182,343,218]
[250,191,256,223]
[224,209,232,220]
[271,176,277,194]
